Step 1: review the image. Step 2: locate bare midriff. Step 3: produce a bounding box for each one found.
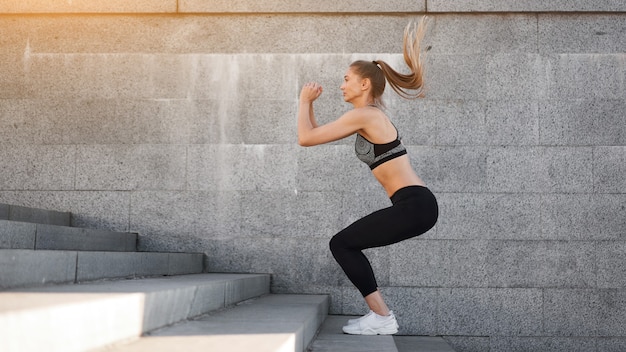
[371,155,426,198]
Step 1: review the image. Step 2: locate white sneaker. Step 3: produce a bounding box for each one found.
[346,310,374,325]
[342,311,399,335]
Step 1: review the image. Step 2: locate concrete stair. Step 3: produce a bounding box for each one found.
[102,294,330,352]
[0,203,453,351]
[0,203,70,226]
[0,203,330,352]
[1,273,273,352]
[309,316,456,352]
[0,201,204,290]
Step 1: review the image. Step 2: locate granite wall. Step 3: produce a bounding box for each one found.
[0,1,624,351]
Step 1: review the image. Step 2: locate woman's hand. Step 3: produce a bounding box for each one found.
[300,82,323,103]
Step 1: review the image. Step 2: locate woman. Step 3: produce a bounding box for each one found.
[297,18,438,335]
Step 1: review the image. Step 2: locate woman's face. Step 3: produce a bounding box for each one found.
[340,67,365,103]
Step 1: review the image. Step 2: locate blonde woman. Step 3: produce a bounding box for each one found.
[297,18,437,335]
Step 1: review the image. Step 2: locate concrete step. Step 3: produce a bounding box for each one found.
[101,293,330,352]
[0,203,70,226]
[308,316,456,352]
[394,336,456,352]
[308,315,398,352]
[0,249,203,289]
[0,273,270,352]
[0,219,137,251]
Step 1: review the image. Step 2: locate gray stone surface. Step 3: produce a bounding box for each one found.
[390,240,489,288]
[21,273,269,309]
[487,241,596,288]
[408,99,540,146]
[76,251,202,281]
[438,288,543,336]
[339,286,370,315]
[484,147,594,193]
[423,55,488,101]
[141,285,199,332]
[485,100,540,146]
[167,252,204,276]
[131,191,242,245]
[382,287,439,336]
[76,145,187,191]
[490,337,596,352]
[435,193,542,240]
[0,191,132,233]
[0,0,425,14]
[538,14,626,53]
[0,145,75,190]
[489,336,597,352]
[65,191,131,231]
[394,335,456,352]
[594,147,626,193]
[188,144,299,192]
[111,294,330,352]
[543,54,624,100]
[539,99,626,146]
[0,249,202,289]
[76,251,156,281]
[293,191,345,238]
[443,336,489,352]
[486,54,547,100]
[309,315,398,352]
[35,224,137,251]
[597,338,626,352]
[543,289,600,336]
[597,241,626,289]
[428,0,626,12]
[540,194,626,240]
[5,0,626,14]
[0,249,76,289]
[0,291,145,352]
[599,290,626,337]
[297,145,364,192]
[425,14,537,55]
[0,0,175,13]
[2,17,422,56]
[222,274,271,306]
[6,204,70,226]
[409,146,489,193]
[0,220,36,249]
[180,0,424,13]
[3,273,272,351]
[0,99,238,145]
[203,237,345,293]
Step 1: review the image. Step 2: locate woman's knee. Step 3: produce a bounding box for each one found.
[329,234,350,257]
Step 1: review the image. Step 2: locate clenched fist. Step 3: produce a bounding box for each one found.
[300,82,323,103]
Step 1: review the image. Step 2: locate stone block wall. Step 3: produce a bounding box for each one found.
[0,1,624,351]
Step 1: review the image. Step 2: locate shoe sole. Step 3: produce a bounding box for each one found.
[342,326,398,335]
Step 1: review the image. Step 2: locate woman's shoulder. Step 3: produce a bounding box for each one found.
[344,106,388,122]
[341,107,392,139]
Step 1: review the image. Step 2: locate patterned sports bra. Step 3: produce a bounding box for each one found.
[355,124,407,170]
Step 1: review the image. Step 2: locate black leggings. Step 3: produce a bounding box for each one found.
[329,185,438,297]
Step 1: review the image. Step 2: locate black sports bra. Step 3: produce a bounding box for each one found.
[355,126,407,170]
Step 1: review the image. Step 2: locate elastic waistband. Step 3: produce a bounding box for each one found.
[390,185,433,204]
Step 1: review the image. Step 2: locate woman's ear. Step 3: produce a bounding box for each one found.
[360,78,371,91]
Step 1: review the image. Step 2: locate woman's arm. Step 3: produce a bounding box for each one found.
[297,82,364,147]
[308,103,318,128]
[298,82,321,145]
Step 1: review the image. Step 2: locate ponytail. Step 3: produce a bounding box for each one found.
[379,17,428,99]
[352,17,428,105]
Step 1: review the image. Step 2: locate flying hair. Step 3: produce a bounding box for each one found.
[351,17,429,106]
